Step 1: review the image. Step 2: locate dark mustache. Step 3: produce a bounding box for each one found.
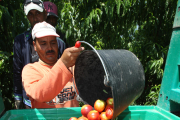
[46,50,55,54]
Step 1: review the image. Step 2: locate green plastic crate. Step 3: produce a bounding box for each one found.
[0,106,180,120]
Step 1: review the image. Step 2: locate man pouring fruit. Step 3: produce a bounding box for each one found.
[22,21,84,108]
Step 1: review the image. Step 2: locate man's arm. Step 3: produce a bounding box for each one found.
[22,47,84,103]
[22,59,73,103]
[13,35,24,109]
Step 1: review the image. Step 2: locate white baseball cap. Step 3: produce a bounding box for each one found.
[24,0,44,15]
[32,21,60,40]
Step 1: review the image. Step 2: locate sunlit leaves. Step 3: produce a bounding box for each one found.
[0,7,2,21]
[86,8,102,24]
[145,84,161,105]
[0,0,27,110]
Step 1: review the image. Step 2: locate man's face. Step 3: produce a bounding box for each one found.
[33,36,58,65]
[46,15,57,27]
[27,9,47,28]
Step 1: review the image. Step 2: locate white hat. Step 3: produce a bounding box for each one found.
[32,21,59,40]
[24,0,44,15]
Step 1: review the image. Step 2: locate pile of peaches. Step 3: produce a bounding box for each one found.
[69,98,113,120]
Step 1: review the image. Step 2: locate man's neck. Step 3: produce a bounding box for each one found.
[39,59,56,66]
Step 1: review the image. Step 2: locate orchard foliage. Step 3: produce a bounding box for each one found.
[0,0,29,110]
[0,0,178,110]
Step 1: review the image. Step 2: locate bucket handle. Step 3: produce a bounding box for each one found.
[78,41,109,85]
[73,41,110,103]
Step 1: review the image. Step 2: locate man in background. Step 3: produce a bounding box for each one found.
[43,1,69,48]
[13,0,66,109]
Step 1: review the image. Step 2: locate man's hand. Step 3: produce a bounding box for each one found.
[60,46,84,68]
[15,100,23,109]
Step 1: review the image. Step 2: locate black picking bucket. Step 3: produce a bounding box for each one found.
[74,42,145,119]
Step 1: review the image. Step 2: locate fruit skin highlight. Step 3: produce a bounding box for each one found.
[105,107,114,119]
[87,110,100,120]
[75,41,81,48]
[81,104,93,117]
[100,112,109,120]
[94,99,106,112]
[106,97,113,108]
[69,117,78,120]
[77,116,88,120]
